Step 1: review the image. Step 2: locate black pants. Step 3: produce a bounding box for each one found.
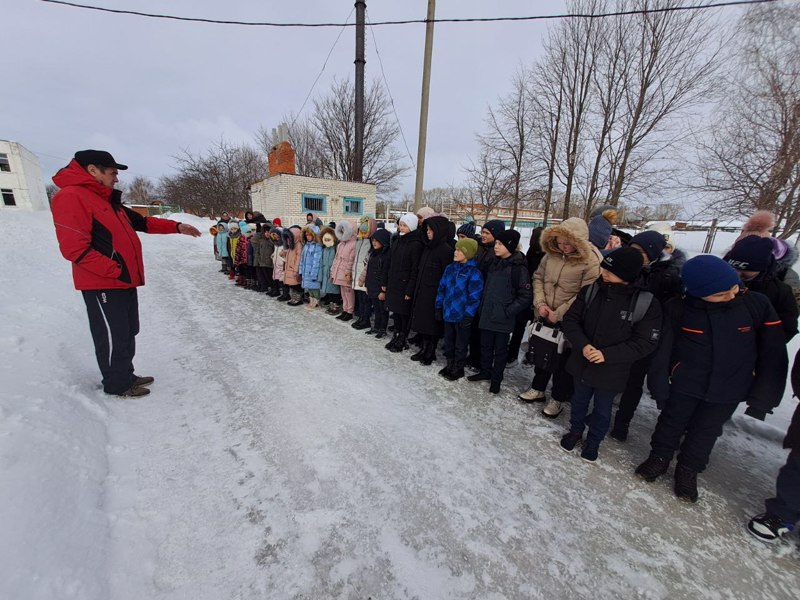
[393,312,412,335]
[507,310,530,363]
[467,318,483,368]
[356,290,372,322]
[82,288,139,395]
[614,356,652,426]
[480,329,510,384]
[370,297,388,331]
[650,391,739,473]
[443,321,471,367]
[223,257,232,273]
[766,450,800,524]
[530,348,574,402]
[256,266,272,291]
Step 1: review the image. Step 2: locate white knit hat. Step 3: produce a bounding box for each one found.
[399,213,418,232]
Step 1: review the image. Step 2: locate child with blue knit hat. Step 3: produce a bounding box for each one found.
[635,255,788,503]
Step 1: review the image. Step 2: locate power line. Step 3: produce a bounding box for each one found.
[39,0,778,28]
[288,6,354,132]
[366,10,416,170]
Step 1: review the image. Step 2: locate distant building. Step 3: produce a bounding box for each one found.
[249,137,376,226]
[454,203,555,228]
[0,140,48,211]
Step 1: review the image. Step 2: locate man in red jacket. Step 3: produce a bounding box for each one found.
[51,150,201,397]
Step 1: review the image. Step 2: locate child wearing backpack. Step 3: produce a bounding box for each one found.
[559,247,662,462]
[636,255,788,502]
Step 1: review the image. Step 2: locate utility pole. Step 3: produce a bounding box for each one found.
[353,0,366,182]
[414,0,435,211]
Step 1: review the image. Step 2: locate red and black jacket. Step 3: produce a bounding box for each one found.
[51,160,181,291]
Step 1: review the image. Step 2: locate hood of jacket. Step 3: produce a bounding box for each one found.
[336,220,355,242]
[319,226,338,246]
[424,215,450,247]
[302,224,321,244]
[53,160,113,202]
[357,216,377,239]
[541,218,595,263]
[371,227,392,250]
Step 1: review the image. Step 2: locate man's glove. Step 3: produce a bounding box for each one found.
[744,406,767,421]
[435,308,443,322]
[460,315,473,327]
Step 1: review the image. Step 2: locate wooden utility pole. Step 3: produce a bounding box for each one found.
[414,0,436,211]
[354,0,366,182]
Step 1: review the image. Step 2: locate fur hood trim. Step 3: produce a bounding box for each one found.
[319,226,338,244]
[302,225,321,244]
[540,218,595,262]
[336,220,355,242]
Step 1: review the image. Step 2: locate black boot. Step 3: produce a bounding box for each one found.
[389,333,408,353]
[609,419,629,442]
[438,360,454,377]
[420,340,437,365]
[352,318,371,331]
[444,366,465,381]
[408,332,423,347]
[374,329,387,339]
[338,312,353,322]
[385,331,401,350]
[674,464,699,503]
[635,454,670,482]
[410,339,427,361]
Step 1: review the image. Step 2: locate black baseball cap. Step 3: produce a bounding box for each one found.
[74,150,128,170]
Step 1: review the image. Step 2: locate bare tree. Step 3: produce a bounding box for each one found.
[698,1,800,239]
[463,148,512,222]
[160,139,267,216]
[126,176,157,205]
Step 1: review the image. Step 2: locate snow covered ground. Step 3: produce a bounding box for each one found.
[1,210,798,600]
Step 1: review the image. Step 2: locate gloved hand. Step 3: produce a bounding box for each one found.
[435,308,443,322]
[460,315,473,327]
[744,406,766,421]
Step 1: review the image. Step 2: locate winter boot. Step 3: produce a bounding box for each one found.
[518,388,546,403]
[674,463,699,503]
[352,318,371,330]
[365,327,378,335]
[132,375,155,387]
[305,297,319,310]
[747,513,795,544]
[408,332,423,347]
[438,360,454,378]
[269,283,282,297]
[489,380,501,394]
[580,442,600,463]
[235,275,246,286]
[444,366,465,381]
[337,312,353,322]
[228,270,236,281]
[374,329,387,339]
[609,419,629,442]
[385,331,401,350]
[277,287,291,301]
[635,454,670,482]
[410,342,427,361]
[559,432,582,452]
[420,340,437,366]
[467,372,491,382]
[287,288,304,306]
[326,302,342,316]
[541,399,563,419]
[389,333,408,353]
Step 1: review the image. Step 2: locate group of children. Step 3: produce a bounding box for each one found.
[208,207,800,545]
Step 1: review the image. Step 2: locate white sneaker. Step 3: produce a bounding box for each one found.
[518,388,545,402]
[542,399,563,418]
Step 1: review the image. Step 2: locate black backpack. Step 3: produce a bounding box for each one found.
[582,281,654,324]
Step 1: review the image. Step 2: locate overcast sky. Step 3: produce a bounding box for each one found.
[4,0,569,197]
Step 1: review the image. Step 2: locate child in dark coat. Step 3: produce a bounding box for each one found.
[468,229,532,394]
[435,237,484,381]
[747,349,800,543]
[358,228,392,338]
[636,255,789,502]
[560,247,662,462]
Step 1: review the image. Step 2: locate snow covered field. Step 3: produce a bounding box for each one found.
[1,211,798,600]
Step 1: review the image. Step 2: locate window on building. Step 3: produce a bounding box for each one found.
[0,154,10,172]
[302,194,326,212]
[2,189,16,206]
[344,197,363,215]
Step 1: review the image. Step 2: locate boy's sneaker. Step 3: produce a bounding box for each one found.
[747,513,795,543]
[444,367,464,382]
[580,443,599,463]
[635,455,670,482]
[609,420,629,442]
[518,388,545,403]
[674,463,699,503]
[467,372,491,382]
[374,330,387,339]
[132,375,154,387]
[541,399,563,418]
[365,328,377,335]
[114,385,150,398]
[559,432,582,452]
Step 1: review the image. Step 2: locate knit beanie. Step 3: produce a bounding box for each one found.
[417,206,437,221]
[647,223,676,249]
[495,229,521,255]
[724,235,775,273]
[588,214,613,250]
[455,238,478,260]
[630,230,667,263]
[272,217,282,226]
[482,219,505,240]
[457,222,477,238]
[600,247,643,283]
[682,255,740,298]
[399,212,418,232]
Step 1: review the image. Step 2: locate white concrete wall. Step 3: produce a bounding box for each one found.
[0,140,49,211]
[250,173,376,227]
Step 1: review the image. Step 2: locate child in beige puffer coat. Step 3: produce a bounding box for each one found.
[518,217,602,418]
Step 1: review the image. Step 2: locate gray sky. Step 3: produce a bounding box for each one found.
[5,0,563,197]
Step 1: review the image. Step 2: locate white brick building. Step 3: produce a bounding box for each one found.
[250,173,376,227]
[0,140,48,211]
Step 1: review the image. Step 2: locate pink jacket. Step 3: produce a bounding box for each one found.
[283,227,303,286]
[331,221,357,286]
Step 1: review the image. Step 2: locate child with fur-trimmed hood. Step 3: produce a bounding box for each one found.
[299,225,323,308]
[319,226,342,314]
[331,220,358,321]
[351,216,378,330]
[519,217,602,418]
[268,226,286,297]
[281,225,304,305]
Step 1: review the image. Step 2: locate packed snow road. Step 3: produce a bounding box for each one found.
[1,212,798,600]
